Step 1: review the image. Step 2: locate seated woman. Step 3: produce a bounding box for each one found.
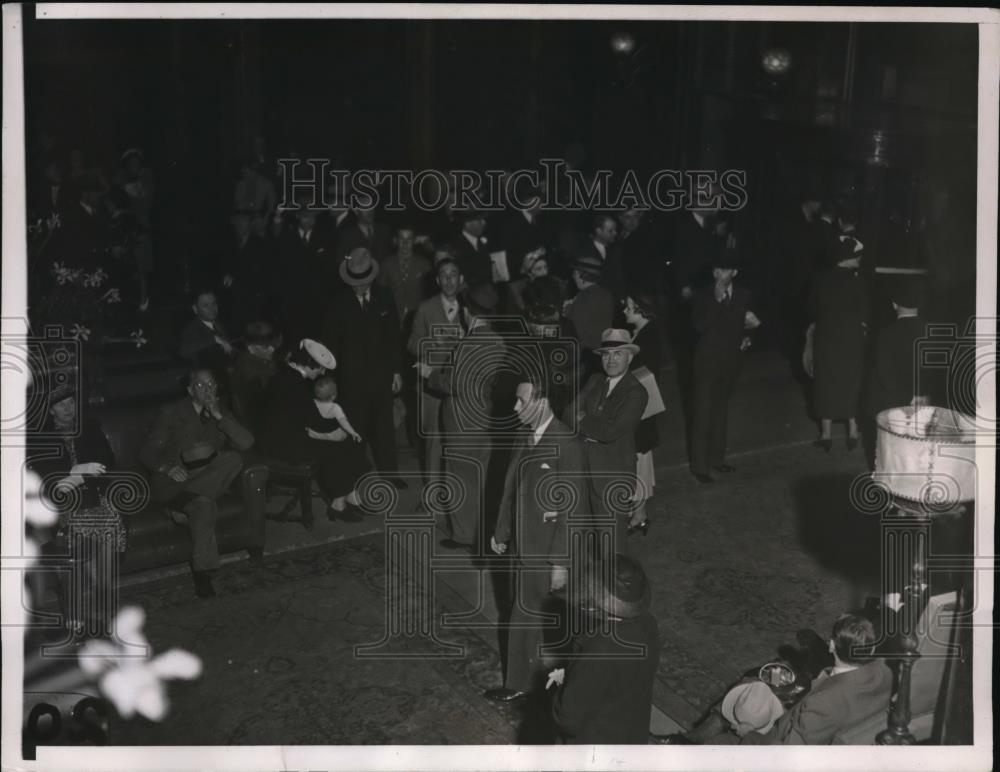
[26,383,126,628]
[259,339,371,522]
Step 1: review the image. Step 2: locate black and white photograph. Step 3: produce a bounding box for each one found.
[1,4,996,770]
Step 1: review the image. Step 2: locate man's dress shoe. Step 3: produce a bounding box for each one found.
[484,687,528,703]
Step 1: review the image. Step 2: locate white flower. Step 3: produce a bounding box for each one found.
[130,329,148,348]
[884,593,903,612]
[84,268,108,288]
[78,607,202,722]
[100,287,122,304]
[70,324,91,341]
[24,470,59,528]
[52,262,74,285]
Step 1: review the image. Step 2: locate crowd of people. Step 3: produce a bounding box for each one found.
[24,141,938,745]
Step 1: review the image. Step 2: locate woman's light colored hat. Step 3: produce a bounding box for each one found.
[301,338,336,370]
[720,682,784,735]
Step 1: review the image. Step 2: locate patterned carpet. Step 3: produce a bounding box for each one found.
[110,441,879,744]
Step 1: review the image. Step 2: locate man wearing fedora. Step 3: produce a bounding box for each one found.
[323,247,406,490]
[485,372,582,703]
[138,368,255,597]
[572,329,648,554]
[689,245,760,484]
[564,255,616,384]
[452,210,493,285]
[418,282,505,548]
[407,257,465,486]
[550,554,661,743]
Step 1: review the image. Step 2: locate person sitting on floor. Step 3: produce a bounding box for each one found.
[677,613,892,745]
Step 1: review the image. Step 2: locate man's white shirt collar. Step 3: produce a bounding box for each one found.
[532,414,555,445]
[593,240,607,259]
[606,373,625,394]
[462,230,480,249]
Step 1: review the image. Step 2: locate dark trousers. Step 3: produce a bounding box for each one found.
[690,354,740,475]
[151,450,244,571]
[342,389,398,475]
[505,564,560,693]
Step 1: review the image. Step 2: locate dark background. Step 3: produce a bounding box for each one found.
[22,11,980,325]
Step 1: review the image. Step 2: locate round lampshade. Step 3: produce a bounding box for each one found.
[874,406,977,506]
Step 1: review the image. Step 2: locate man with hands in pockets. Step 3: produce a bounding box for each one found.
[484,374,582,704]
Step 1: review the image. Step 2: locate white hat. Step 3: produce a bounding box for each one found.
[720,682,784,735]
[301,339,336,370]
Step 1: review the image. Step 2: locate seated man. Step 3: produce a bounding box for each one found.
[179,289,236,375]
[682,614,892,745]
[138,368,255,598]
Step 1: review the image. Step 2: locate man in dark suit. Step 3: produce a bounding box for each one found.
[552,554,661,744]
[276,200,336,341]
[486,374,584,702]
[670,203,722,301]
[221,212,275,332]
[689,249,760,483]
[407,258,465,485]
[138,368,255,597]
[565,256,617,384]
[179,290,236,376]
[618,208,668,301]
[419,283,505,548]
[323,248,406,489]
[571,329,648,555]
[863,276,929,468]
[500,187,551,281]
[452,210,493,286]
[337,205,393,262]
[579,213,627,299]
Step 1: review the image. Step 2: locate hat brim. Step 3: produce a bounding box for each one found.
[301,339,337,370]
[583,562,651,619]
[595,342,640,355]
[339,258,380,286]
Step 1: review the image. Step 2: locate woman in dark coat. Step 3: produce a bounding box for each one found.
[806,230,870,451]
[26,385,126,552]
[624,293,663,534]
[259,339,371,521]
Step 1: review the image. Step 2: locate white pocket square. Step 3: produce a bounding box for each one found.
[540,463,551,469]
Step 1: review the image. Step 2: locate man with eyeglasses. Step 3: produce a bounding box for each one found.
[571,329,647,555]
[139,368,255,597]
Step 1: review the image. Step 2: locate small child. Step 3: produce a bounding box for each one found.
[307,375,362,443]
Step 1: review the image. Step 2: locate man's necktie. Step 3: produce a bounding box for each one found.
[361,295,369,312]
[200,407,212,425]
[446,305,455,321]
[596,377,611,411]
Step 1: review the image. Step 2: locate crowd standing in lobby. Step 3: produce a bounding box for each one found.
[26,138,948,744]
